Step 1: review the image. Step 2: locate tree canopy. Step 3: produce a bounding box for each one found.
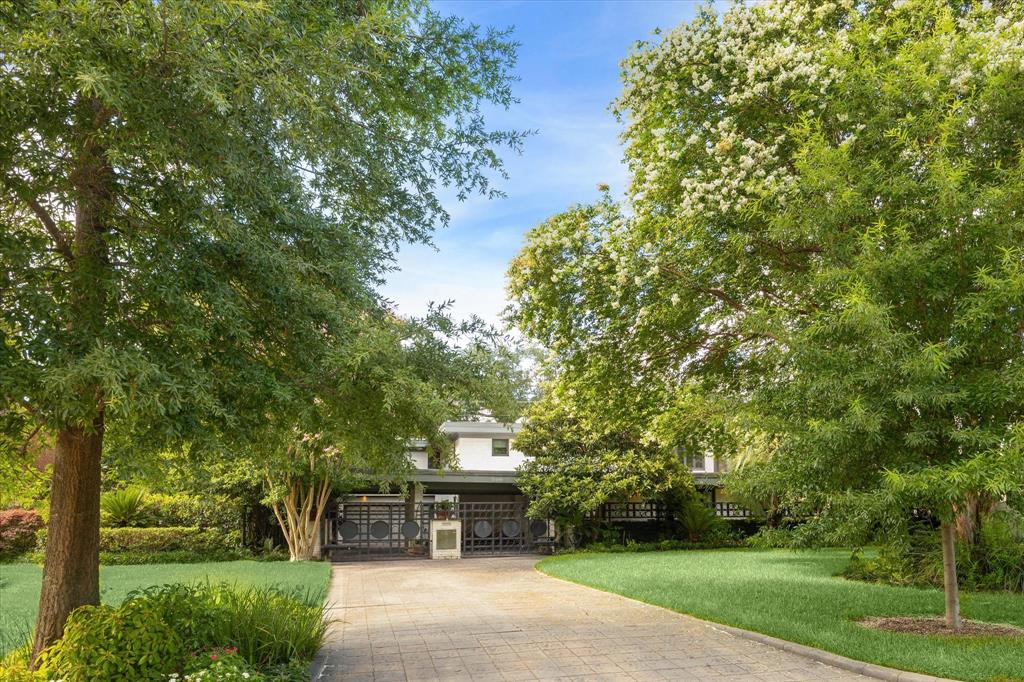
[515,387,692,525]
[1,0,523,655]
[508,0,1024,629]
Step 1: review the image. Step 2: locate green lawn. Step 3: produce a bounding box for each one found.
[538,549,1024,682]
[0,560,331,656]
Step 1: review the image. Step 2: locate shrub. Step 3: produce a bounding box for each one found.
[100,486,151,527]
[0,641,34,681]
[0,508,44,558]
[36,602,186,680]
[974,510,1024,592]
[745,523,837,550]
[843,511,1024,593]
[147,493,243,532]
[31,583,327,680]
[35,526,248,563]
[569,537,742,554]
[677,500,725,542]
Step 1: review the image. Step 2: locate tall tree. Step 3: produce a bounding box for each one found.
[1,0,522,656]
[508,0,1024,630]
[259,309,529,561]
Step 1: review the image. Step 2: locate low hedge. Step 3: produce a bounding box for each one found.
[35,526,248,563]
[146,493,243,532]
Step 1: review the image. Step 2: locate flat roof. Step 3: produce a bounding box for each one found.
[440,421,522,438]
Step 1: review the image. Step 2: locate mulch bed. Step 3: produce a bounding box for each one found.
[857,616,1024,637]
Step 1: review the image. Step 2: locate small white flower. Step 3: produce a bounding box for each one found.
[671,293,681,306]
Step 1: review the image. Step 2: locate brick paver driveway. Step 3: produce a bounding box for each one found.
[315,556,868,682]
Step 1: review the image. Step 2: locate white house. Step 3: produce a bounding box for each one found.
[325,420,745,559]
[356,419,735,511]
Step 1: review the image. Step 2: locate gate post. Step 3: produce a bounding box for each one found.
[430,519,462,560]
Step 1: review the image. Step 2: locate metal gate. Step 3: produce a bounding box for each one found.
[322,502,434,561]
[322,501,550,561]
[459,501,546,555]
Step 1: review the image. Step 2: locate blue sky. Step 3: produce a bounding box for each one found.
[381,1,706,328]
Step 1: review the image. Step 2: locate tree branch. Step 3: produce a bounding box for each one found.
[3,180,74,263]
[26,195,74,262]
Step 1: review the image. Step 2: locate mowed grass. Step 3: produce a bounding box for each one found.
[538,549,1024,682]
[0,560,331,656]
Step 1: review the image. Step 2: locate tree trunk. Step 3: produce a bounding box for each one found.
[31,417,104,659]
[270,477,332,561]
[940,520,962,632]
[31,97,112,663]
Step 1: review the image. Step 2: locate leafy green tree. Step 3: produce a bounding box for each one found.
[515,388,693,527]
[258,310,528,561]
[509,0,1024,631]
[1,0,521,655]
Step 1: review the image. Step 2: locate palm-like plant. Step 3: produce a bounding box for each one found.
[678,500,722,543]
[100,487,150,527]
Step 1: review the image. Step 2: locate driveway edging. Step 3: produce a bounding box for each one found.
[703,622,959,682]
[534,563,959,682]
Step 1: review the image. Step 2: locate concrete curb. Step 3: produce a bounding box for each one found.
[704,622,959,682]
[534,564,960,682]
[308,650,328,681]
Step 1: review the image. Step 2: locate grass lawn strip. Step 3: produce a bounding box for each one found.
[537,549,1024,682]
[0,560,331,657]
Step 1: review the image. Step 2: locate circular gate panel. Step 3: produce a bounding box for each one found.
[473,520,493,538]
[529,519,549,537]
[501,519,521,538]
[370,520,391,539]
[338,520,359,541]
[401,521,420,539]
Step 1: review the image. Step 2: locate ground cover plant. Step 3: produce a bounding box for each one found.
[539,549,1024,682]
[0,561,330,659]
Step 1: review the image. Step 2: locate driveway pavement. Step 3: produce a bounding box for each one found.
[314,556,868,681]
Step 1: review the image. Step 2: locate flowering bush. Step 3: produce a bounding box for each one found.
[0,508,44,558]
[176,647,263,681]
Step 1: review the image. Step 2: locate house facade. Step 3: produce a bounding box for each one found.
[322,420,748,560]
[355,419,737,506]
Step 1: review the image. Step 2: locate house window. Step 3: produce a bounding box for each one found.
[492,438,510,456]
[681,451,705,471]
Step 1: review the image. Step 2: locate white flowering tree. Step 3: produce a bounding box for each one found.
[509,0,1024,631]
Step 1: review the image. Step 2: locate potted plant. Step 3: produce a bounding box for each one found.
[434,500,455,520]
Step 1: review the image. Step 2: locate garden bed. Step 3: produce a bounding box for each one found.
[857,616,1024,638]
[0,560,330,658]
